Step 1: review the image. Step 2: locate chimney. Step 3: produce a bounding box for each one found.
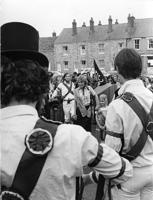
[98,20,102,26]
[52,31,56,37]
[108,15,113,32]
[128,13,131,24]
[115,19,118,24]
[127,14,135,28]
[72,19,77,35]
[90,17,94,32]
[82,22,86,27]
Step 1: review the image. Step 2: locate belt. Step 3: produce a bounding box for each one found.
[63,99,74,101]
[63,99,75,104]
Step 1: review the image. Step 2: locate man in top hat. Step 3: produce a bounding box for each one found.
[1,22,133,200]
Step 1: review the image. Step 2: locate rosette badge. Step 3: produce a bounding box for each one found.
[1,191,24,200]
[25,128,53,155]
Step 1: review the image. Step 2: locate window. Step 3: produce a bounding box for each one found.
[81,60,86,65]
[98,43,104,53]
[64,61,68,66]
[63,46,68,55]
[99,59,105,66]
[148,39,153,49]
[135,39,140,49]
[80,45,86,55]
[119,42,123,48]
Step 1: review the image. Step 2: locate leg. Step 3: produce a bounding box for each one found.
[63,101,71,123]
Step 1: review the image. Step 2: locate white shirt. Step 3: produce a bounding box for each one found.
[0,105,132,200]
[52,81,75,100]
[76,86,96,106]
[105,79,153,168]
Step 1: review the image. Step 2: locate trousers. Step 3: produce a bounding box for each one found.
[112,165,153,200]
[63,100,75,122]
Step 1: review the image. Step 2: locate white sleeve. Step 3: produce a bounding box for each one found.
[68,125,133,181]
[52,84,62,98]
[105,101,123,152]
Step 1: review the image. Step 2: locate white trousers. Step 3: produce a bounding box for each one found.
[63,100,75,122]
[112,165,153,200]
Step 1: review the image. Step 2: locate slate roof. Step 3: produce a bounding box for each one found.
[55,18,153,44]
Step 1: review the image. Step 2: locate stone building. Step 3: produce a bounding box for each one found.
[39,32,57,71]
[53,15,153,74]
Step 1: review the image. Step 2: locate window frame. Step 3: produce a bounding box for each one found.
[134,39,140,50]
[98,43,105,54]
[148,38,153,50]
[63,45,69,55]
[99,59,105,66]
[81,60,86,65]
[80,45,86,55]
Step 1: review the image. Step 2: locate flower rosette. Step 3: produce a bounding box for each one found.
[95,109,106,130]
[25,128,53,156]
[1,190,24,200]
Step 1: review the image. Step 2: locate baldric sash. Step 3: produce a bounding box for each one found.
[1,117,60,200]
[120,92,153,161]
[62,82,74,100]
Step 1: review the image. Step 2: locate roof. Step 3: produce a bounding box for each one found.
[55,18,153,44]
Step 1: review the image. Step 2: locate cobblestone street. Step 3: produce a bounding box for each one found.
[81,122,101,200]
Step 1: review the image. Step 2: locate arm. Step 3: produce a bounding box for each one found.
[68,124,132,183]
[88,86,100,111]
[105,101,123,152]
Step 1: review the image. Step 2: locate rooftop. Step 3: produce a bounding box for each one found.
[55,18,153,44]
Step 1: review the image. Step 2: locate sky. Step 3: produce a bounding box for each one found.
[1,0,153,37]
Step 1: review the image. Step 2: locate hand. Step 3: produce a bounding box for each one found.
[82,173,94,186]
[95,105,100,111]
[72,114,77,121]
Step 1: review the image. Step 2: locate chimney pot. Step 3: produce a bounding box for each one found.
[52,32,56,37]
[115,19,118,24]
[82,22,86,27]
[127,14,135,28]
[108,15,113,32]
[72,19,77,35]
[98,20,102,26]
[90,17,94,32]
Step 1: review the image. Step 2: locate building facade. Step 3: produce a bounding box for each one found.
[53,15,153,75]
[39,32,57,71]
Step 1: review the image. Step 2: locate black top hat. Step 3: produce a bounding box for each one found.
[1,22,49,67]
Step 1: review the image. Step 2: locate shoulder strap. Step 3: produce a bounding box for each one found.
[120,92,153,161]
[75,176,84,200]
[9,118,59,199]
[95,174,105,200]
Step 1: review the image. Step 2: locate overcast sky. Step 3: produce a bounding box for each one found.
[1,0,153,37]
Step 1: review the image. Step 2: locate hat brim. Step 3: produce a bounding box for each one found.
[1,50,49,67]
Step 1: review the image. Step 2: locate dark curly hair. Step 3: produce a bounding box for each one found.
[114,48,142,79]
[1,57,49,106]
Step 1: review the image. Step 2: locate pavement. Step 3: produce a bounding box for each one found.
[81,122,101,200]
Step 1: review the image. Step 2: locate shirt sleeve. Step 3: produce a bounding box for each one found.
[105,101,123,152]
[52,84,62,98]
[70,125,133,181]
[88,86,96,96]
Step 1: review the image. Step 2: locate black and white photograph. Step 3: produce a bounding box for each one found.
[1,0,153,200]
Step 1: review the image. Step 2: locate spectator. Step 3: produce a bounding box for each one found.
[74,75,100,131]
[96,94,108,140]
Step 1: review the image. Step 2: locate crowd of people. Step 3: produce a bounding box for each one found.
[1,21,153,200]
[37,69,121,129]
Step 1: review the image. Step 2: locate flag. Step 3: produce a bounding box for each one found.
[94,60,106,85]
